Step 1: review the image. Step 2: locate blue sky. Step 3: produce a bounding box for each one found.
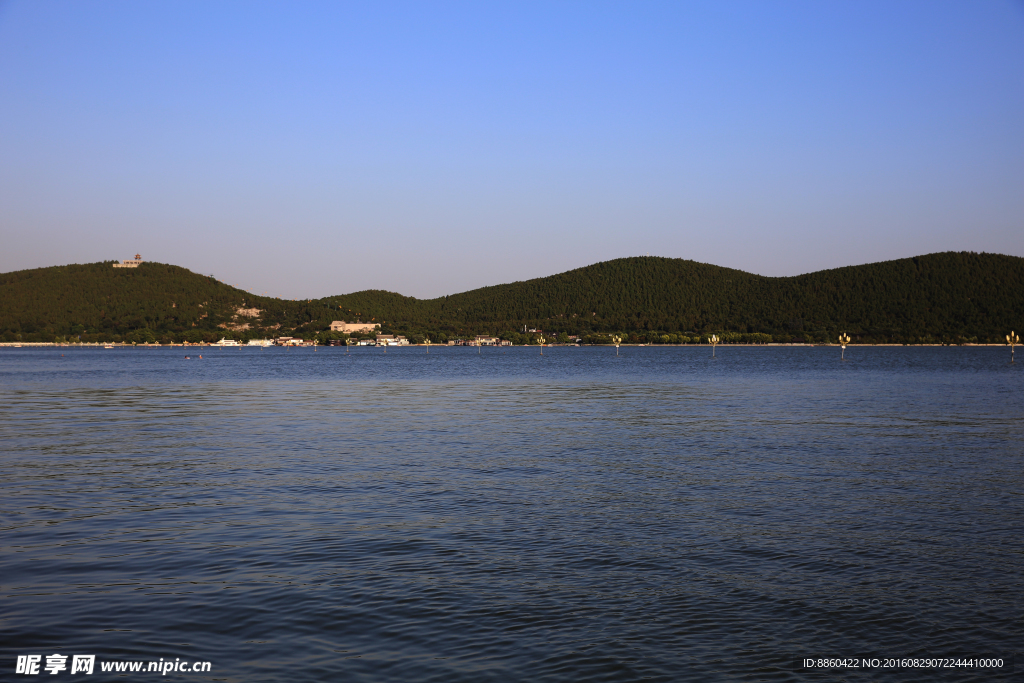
[1,1,1021,299]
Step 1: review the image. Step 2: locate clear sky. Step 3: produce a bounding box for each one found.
[1,1,1022,300]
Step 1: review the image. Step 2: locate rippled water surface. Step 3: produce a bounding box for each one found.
[1,346,1021,681]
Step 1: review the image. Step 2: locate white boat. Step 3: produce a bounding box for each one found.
[213,338,241,347]
[104,344,114,349]
[246,339,274,347]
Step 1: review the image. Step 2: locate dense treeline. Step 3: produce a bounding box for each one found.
[1,252,1021,344]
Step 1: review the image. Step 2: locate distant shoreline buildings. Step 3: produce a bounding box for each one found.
[330,321,379,333]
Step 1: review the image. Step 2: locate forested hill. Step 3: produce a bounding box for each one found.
[324,252,1022,343]
[1,252,1021,344]
[0,261,314,344]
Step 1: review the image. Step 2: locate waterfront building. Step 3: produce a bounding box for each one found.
[330,321,380,333]
[375,334,409,346]
[274,337,308,346]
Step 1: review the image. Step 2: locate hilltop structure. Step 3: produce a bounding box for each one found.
[113,254,143,268]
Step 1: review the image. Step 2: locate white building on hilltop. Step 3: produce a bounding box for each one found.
[113,254,143,268]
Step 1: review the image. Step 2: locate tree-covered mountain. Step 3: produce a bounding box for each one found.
[1,252,1021,344]
[0,261,317,344]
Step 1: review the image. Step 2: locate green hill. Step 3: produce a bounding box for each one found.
[325,252,1023,344]
[0,261,304,344]
[1,252,1021,344]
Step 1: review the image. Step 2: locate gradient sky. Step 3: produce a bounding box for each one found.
[1,1,1022,299]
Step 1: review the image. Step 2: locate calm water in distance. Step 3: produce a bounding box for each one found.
[1,346,1021,682]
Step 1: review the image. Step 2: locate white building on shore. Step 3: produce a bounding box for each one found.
[375,334,409,346]
[330,321,380,333]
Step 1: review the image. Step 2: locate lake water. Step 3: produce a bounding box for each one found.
[1,346,1021,681]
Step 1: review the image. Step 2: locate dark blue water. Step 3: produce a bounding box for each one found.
[1,346,1021,681]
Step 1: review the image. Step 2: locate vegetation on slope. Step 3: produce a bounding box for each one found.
[0,261,315,344]
[327,252,1024,344]
[0,252,1021,344]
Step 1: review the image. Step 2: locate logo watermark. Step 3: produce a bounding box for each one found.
[15,655,211,675]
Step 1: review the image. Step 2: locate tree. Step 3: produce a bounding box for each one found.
[127,328,157,344]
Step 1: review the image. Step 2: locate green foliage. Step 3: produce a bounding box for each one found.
[0,261,341,343]
[125,328,157,344]
[1,253,1021,343]
[317,252,1023,343]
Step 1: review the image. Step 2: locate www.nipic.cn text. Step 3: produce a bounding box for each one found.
[15,655,212,675]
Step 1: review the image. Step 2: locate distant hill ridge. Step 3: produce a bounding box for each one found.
[0,252,1021,344]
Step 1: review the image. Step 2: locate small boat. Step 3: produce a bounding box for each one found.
[104,344,114,349]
